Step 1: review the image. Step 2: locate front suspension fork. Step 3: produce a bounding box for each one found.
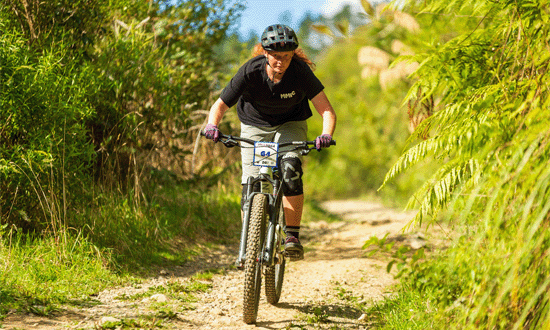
[236,176,280,268]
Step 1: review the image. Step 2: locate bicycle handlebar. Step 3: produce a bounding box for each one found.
[200,132,336,152]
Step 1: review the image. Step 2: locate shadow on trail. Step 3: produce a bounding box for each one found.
[256,301,363,329]
[301,219,403,262]
[299,200,419,263]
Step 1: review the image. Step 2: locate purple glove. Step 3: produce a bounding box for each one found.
[315,134,332,151]
[204,124,220,142]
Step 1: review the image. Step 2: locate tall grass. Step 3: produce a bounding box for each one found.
[0,228,119,316]
[75,176,242,269]
[0,0,250,323]
[0,168,242,318]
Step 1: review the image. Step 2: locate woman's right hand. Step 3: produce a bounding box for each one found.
[203,124,221,142]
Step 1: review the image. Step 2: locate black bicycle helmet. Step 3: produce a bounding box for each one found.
[261,24,299,52]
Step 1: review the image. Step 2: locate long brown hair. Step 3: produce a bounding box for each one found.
[252,43,316,70]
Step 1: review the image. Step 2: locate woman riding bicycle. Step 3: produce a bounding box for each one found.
[203,24,337,261]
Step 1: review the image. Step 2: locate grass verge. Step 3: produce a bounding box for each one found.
[0,176,241,320]
[75,179,241,273]
[0,230,120,318]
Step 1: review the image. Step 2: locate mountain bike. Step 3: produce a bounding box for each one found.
[202,132,335,324]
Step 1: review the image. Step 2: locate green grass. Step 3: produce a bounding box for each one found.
[366,286,438,329]
[0,229,121,318]
[99,317,164,330]
[361,209,550,330]
[116,272,215,303]
[72,177,242,273]
[0,176,242,320]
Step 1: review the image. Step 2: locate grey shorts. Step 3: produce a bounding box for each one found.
[240,121,308,184]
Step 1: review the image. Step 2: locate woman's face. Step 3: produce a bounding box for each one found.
[266,50,293,73]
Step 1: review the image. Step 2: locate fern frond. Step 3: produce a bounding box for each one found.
[379,135,441,189]
[404,157,481,226]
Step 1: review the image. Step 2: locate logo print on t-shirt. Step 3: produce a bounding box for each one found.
[280,91,296,99]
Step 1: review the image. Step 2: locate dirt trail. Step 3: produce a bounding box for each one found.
[2,200,431,330]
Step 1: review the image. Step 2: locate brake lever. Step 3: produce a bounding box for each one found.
[222,138,239,148]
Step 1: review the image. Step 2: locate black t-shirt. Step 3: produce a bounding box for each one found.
[220,55,325,127]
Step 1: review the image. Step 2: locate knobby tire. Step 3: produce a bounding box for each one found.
[265,199,286,305]
[242,194,267,324]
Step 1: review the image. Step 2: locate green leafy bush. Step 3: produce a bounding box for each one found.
[0,0,244,230]
[0,26,95,230]
[1,1,245,312]
[376,0,550,328]
[86,1,244,186]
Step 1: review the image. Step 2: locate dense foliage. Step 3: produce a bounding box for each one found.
[375,0,550,328]
[1,0,245,317]
[0,0,243,230]
[303,2,433,203]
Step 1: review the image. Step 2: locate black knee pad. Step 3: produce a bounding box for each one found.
[280,157,303,196]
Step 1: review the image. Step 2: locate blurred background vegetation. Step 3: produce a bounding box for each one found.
[2,0,550,328]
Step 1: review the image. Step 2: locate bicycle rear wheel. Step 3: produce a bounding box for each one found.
[265,199,286,305]
[243,194,267,324]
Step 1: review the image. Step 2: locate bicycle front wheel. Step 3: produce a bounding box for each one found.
[243,194,267,324]
[265,199,286,305]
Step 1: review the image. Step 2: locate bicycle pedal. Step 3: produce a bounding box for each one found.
[284,251,304,261]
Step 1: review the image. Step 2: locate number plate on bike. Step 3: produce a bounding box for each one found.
[253,142,279,167]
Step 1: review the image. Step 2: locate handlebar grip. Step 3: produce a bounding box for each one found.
[330,140,336,146]
[200,130,227,138]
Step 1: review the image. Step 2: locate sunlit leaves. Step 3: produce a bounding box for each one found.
[387,0,550,327]
[311,24,335,37]
[361,0,376,18]
[336,21,349,36]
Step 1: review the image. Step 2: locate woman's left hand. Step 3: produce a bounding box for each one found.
[315,134,332,151]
